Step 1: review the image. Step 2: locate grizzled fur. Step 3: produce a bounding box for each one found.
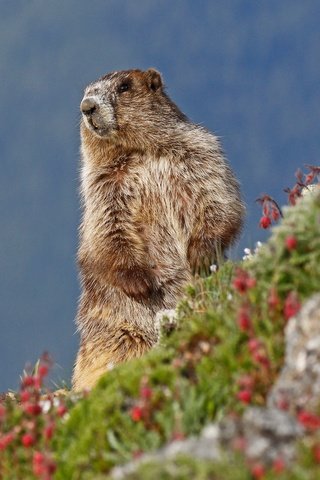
[72,68,245,390]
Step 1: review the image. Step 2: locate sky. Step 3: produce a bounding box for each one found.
[0,0,319,392]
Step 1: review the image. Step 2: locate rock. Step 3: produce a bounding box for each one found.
[243,407,303,464]
[268,294,320,412]
[111,425,222,479]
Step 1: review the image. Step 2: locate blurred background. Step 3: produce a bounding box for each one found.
[1,0,319,392]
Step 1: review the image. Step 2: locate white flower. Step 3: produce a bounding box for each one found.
[255,241,262,252]
[39,399,51,414]
[243,241,263,260]
[243,247,253,261]
[210,264,217,273]
[155,309,177,326]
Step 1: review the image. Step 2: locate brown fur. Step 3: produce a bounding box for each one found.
[72,68,245,390]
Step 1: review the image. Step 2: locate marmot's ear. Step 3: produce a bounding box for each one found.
[145,68,163,92]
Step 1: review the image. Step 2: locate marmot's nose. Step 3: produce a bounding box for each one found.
[80,97,97,115]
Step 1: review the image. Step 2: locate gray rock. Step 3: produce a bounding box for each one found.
[111,425,221,479]
[268,294,320,412]
[243,407,303,464]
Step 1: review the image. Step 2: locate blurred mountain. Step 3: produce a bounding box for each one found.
[0,0,319,391]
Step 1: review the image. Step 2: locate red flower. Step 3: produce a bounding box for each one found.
[285,235,297,251]
[38,364,49,378]
[33,375,42,390]
[0,432,14,450]
[0,404,6,419]
[237,375,255,390]
[20,390,31,403]
[271,208,280,221]
[33,451,56,478]
[233,269,256,294]
[284,291,301,320]
[273,457,285,473]
[256,195,282,225]
[236,389,252,404]
[232,435,246,451]
[33,452,46,477]
[305,172,315,185]
[24,403,42,416]
[22,433,35,447]
[313,444,320,463]
[57,404,67,417]
[276,395,289,411]
[248,338,262,353]
[252,351,270,369]
[44,423,55,440]
[130,405,143,422]
[22,375,35,388]
[132,449,143,459]
[251,463,265,479]
[171,431,185,441]
[237,306,252,332]
[140,386,153,400]
[297,410,320,430]
[259,216,271,229]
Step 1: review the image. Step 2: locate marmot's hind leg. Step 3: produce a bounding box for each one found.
[72,325,156,391]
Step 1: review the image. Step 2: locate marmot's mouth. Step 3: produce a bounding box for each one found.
[85,116,109,137]
[91,118,100,129]
[87,116,102,131]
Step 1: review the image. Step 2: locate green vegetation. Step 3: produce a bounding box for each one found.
[1,187,320,479]
[54,188,320,478]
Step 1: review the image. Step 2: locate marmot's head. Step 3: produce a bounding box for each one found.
[80,69,186,143]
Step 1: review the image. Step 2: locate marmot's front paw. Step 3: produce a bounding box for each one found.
[113,266,162,302]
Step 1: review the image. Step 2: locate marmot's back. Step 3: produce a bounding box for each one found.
[72,68,245,390]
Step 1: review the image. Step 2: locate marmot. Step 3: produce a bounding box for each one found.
[72,68,245,390]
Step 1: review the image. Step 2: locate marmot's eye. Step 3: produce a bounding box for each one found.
[118,82,131,93]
